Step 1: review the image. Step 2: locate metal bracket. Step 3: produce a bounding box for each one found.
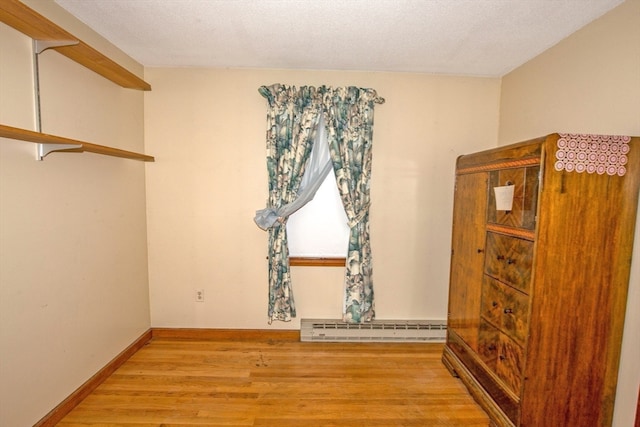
[34,39,79,54]
[37,143,82,161]
[33,39,80,161]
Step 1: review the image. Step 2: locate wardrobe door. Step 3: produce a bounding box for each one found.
[447,172,487,351]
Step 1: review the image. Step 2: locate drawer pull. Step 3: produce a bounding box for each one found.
[504,308,513,314]
[488,344,496,351]
[499,354,506,361]
[492,301,499,308]
[497,255,505,260]
[477,248,485,253]
[506,258,515,265]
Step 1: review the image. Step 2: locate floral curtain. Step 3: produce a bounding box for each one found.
[258,84,322,323]
[321,87,382,323]
[256,84,384,324]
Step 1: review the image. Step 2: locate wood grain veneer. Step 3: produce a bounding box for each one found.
[444,133,640,427]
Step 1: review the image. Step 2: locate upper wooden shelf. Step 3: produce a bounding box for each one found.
[0,0,151,91]
[0,124,155,162]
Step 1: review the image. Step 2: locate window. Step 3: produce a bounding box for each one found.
[286,116,348,267]
[286,167,349,260]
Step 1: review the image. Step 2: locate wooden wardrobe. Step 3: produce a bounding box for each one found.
[442,133,640,427]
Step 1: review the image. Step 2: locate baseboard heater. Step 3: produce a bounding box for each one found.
[300,319,447,343]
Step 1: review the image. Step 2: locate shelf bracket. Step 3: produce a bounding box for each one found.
[33,39,80,161]
[34,39,79,55]
[37,143,82,160]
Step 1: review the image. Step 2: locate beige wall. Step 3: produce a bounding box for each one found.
[144,68,501,329]
[499,0,640,425]
[0,6,150,426]
[2,0,638,425]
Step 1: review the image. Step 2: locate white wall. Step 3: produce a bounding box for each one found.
[144,68,501,329]
[499,0,640,425]
[0,4,150,425]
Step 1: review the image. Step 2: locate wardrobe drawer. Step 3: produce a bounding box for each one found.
[481,275,530,346]
[479,320,524,396]
[497,331,524,395]
[478,320,499,369]
[484,232,533,294]
[487,166,539,230]
[446,329,521,424]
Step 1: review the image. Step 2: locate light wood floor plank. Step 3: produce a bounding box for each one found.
[58,338,489,426]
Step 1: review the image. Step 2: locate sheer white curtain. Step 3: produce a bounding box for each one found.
[254,114,332,230]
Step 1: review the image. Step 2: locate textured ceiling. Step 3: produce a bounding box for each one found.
[54,0,624,77]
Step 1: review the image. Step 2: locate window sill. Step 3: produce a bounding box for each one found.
[289,257,345,267]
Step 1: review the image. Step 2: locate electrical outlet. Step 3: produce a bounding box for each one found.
[195,289,204,302]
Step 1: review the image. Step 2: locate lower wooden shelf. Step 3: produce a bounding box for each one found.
[0,124,154,162]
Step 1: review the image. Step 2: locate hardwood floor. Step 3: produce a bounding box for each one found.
[58,335,490,426]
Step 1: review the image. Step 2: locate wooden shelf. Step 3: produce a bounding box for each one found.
[0,1,154,162]
[0,0,151,91]
[0,124,155,162]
